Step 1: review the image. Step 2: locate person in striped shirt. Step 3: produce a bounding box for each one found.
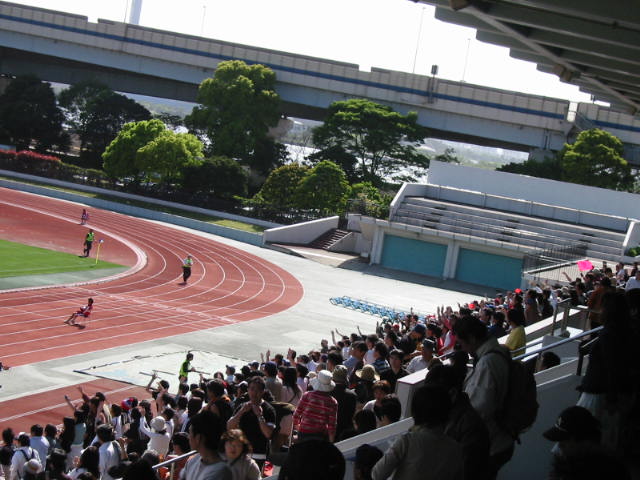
[293,370,338,443]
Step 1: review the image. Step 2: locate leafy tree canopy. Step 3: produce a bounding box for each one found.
[347,181,394,218]
[58,79,150,168]
[182,155,248,199]
[498,155,562,179]
[255,163,309,208]
[136,131,203,185]
[102,119,167,180]
[560,129,633,191]
[152,112,184,130]
[250,137,288,177]
[306,144,358,184]
[0,74,68,152]
[499,129,634,191]
[185,60,280,162]
[311,99,430,186]
[296,160,350,213]
[434,147,460,164]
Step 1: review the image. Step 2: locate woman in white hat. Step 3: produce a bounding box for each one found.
[292,370,338,443]
[138,409,170,458]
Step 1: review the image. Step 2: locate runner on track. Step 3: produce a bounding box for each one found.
[64,298,94,327]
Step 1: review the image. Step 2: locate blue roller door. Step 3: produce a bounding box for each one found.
[380,235,447,277]
[455,248,522,290]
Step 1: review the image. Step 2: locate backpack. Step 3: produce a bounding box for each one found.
[489,347,538,441]
[22,472,45,480]
[18,449,45,480]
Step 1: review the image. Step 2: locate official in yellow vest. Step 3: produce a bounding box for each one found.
[83,229,95,257]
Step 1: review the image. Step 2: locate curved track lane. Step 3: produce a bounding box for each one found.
[0,188,304,367]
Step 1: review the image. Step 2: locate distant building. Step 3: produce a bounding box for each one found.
[129,0,143,25]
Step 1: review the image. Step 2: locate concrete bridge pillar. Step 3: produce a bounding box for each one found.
[528,148,555,162]
[0,75,10,95]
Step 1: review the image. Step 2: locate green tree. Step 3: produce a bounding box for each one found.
[185,60,280,162]
[136,131,203,185]
[152,112,184,130]
[311,99,429,185]
[498,155,562,179]
[499,129,635,192]
[255,163,309,207]
[296,160,350,213]
[434,147,460,164]
[0,75,68,152]
[306,144,358,183]
[348,181,393,217]
[182,155,248,199]
[102,119,167,181]
[59,80,151,168]
[349,181,386,204]
[560,129,634,190]
[251,137,289,177]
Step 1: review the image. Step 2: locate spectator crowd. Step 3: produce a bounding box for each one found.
[1,261,638,480]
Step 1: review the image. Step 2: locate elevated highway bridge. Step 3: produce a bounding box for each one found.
[0,1,639,163]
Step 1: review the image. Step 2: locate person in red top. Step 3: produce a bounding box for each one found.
[293,370,338,442]
[64,297,94,326]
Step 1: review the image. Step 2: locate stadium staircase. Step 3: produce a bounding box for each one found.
[308,228,350,250]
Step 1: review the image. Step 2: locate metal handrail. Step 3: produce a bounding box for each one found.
[513,326,603,375]
[152,450,196,477]
[508,298,573,357]
[576,335,600,375]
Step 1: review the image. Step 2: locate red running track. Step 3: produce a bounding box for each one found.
[0,378,152,434]
[0,188,304,367]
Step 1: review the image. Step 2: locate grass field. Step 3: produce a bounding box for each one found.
[0,239,124,278]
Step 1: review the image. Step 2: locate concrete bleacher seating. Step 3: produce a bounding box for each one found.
[391,196,626,261]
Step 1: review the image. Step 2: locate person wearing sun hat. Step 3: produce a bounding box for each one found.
[138,410,171,457]
[293,370,338,442]
[353,364,379,404]
[543,406,601,458]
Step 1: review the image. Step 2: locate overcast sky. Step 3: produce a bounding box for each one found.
[11,0,591,103]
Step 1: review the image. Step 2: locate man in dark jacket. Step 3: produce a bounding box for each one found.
[380,349,409,392]
[330,365,357,441]
[425,364,490,480]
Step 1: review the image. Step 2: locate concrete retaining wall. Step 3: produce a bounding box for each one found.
[427,160,640,223]
[263,216,339,245]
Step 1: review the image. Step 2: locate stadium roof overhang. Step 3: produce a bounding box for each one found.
[411,0,640,115]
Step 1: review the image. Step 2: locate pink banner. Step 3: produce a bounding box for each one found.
[577,260,593,272]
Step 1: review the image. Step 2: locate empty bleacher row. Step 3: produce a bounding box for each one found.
[391,196,626,261]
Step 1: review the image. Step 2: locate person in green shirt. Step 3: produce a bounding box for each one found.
[83,229,95,257]
[182,255,194,284]
[179,352,195,382]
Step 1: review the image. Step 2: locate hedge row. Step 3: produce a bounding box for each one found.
[0,149,111,187]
